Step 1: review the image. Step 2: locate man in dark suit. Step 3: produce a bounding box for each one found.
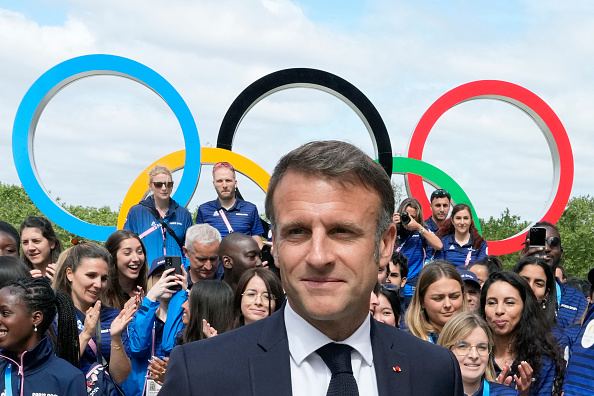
[161,141,463,395]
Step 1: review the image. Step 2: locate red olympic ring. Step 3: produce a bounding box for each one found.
[406,80,573,255]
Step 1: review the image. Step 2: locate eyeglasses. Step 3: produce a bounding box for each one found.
[546,236,561,248]
[242,291,274,303]
[430,189,450,200]
[152,181,174,189]
[451,340,491,357]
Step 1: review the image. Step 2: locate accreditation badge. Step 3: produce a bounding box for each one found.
[146,379,162,396]
[581,319,594,348]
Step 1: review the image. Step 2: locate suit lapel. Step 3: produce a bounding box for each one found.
[249,305,293,396]
[372,321,413,396]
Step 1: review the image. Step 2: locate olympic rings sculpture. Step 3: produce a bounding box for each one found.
[12,55,573,255]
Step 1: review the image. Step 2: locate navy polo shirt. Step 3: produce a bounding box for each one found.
[557,279,588,329]
[434,234,487,267]
[195,198,264,239]
[563,304,594,395]
[424,217,440,260]
[425,216,439,233]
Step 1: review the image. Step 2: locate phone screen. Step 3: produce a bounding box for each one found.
[529,227,547,248]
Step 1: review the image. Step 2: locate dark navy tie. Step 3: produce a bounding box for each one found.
[316,343,359,396]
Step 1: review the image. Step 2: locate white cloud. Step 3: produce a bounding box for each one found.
[0,0,592,241]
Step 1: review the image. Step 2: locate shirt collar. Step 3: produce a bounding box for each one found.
[284,300,374,367]
[215,197,241,211]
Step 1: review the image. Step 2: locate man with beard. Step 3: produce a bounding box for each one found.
[196,162,264,249]
[425,189,451,233]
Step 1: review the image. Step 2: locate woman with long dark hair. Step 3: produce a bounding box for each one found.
[435,203,487,267]
[19,216,62,279]
[513,257,557,326]
[479,271,564,396]
[233,268,283,328]
[104,229,148,309]
[180,280,234,343]
[53,242,134,384]
[0,277,86,395]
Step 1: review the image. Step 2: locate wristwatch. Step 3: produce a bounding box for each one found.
[418,227,425,235]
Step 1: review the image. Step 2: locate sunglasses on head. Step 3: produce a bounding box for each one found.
[152,181,174,188]
[213,162,235,171]
[431,189,450,200]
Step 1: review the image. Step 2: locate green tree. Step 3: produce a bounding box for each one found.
[0,182,118,249]
[480,208,530,269]
[557,195,594,279]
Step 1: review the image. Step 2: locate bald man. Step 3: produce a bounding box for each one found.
[219,232,263,291]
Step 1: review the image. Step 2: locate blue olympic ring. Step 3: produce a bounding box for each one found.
[12,54,200,241]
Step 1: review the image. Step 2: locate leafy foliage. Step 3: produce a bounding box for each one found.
[0,182,117,249]
[480,208,530,270]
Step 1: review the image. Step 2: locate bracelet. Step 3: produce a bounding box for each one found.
[111,344,122,350]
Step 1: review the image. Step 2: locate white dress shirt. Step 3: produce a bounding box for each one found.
[285,301,379,396]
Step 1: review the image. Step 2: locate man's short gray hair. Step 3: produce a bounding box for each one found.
[185,224,222,251]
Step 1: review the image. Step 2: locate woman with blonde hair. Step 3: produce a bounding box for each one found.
[438,311,519,395]
[123,164,193,265]
[405,260,466,343]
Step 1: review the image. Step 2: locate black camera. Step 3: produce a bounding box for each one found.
[400,212,411,225]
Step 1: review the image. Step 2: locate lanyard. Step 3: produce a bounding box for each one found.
[482,379,490,396]
[4,363,12,396]
[465,250,473,266]
[555,282,562,308]
[218,210,234,234]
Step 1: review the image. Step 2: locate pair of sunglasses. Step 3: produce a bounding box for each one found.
[152,181,174,188]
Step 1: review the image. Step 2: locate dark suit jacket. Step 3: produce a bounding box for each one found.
[160,306,463,395]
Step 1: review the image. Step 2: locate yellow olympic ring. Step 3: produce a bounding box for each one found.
[117,147,271,229]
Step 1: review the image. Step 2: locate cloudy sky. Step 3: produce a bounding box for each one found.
[0,0,592,239]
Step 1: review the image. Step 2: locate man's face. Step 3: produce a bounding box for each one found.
[272,172,395,332]
[213,168,237,201]
[184,240,219,281]
[430,197,450,221]
[387,261,406,289]
[227,238,262,282]
[540,225,562,268]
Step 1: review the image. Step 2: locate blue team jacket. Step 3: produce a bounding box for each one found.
[123,290,187,396]
[564,304,594,395]
[124,196,193,265]
[0,336,86,395]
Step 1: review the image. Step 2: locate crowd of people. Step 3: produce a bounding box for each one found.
[0,142,592,396]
